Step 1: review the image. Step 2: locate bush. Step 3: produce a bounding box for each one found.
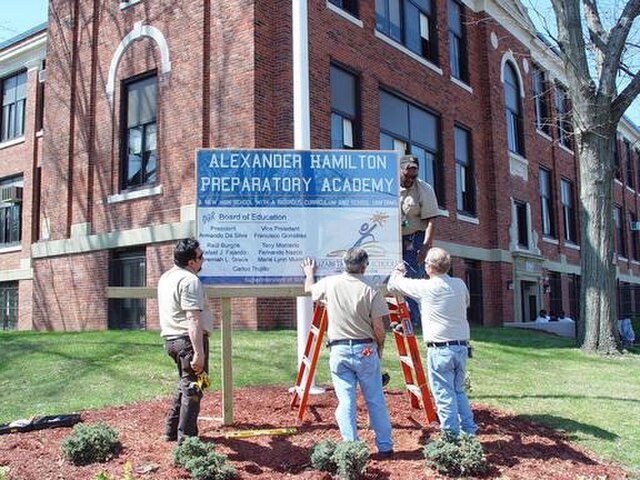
[423,433,488,477]
[309,439,338,473]
[173,436,235,480]
[0,466,9,480]
[61,422,120,466]
[185,453,236,480]
[173,436,213,468]
[333,441,369,480]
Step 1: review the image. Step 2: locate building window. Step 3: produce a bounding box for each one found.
[514,199,529,248]
[614,205,626,258]
[561,179,577,243]
[464,260,483,325]
[618,282,633,318]
[329,0,358,16]
[539,167,555,238]
[35,61,45,132]
[548,272,562,317]
[330,65,359,149]
[0,176,22,247]
[0,282,18,330]
[629,212,640,261]
[504,63,524,156]
[448,0,468,82]
[635,149,640,189]
[379,90,442,200]
[108,249,146,329]
[555,84,573,150]
[376,0,438,63]
[569,274,580,321]
[625,139,634,190]
[613,138,622,181]
[454,125,474,215]
[532,65,551,135]
[121,74,157,190]
[1,71,27,142]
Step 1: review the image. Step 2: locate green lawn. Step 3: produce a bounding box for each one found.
[1,327,639,473]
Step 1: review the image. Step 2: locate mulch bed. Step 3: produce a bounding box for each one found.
[0,386,630,479]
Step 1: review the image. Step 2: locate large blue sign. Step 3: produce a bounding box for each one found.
[196,149,401,285]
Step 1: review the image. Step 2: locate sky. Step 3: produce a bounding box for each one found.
[0,0,638,126]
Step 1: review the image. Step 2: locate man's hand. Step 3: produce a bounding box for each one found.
[392,262,407,274]
[302,258,317,293]
[416,245,430,265]
[301,257,316,277]
[190,353,204,374]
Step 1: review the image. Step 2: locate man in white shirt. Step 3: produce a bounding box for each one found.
[158,238,213,443]
[302,248,394,457]
[388,247,477,437]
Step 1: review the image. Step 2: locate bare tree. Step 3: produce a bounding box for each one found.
[548,0,640,353]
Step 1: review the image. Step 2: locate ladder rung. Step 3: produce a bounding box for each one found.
[310,324,320,336]
[301,356,311,368]
[406,384,422,398]
[399,355,414,369]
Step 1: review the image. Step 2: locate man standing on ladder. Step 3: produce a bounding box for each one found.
[399,154,440,326]
[302,248,394,458]
[388,247,477,438]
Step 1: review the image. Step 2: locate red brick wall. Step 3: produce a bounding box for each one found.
[24,0,639,331]
[0,50,42,330]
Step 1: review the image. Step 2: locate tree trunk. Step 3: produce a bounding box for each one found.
[576,125,621,354]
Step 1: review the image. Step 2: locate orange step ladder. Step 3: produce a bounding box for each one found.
[290,302,328,421]
[387,297,438,425]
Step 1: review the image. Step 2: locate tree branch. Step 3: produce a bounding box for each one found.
[582,0,607,54]
[550,0,592,88]
[612,72,640,121]
[601,0,640,94]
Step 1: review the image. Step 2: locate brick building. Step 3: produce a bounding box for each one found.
[0,0,639,331]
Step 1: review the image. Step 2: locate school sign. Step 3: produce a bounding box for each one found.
[196,149,401,285]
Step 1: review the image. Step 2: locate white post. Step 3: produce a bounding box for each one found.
[293,0,324,394]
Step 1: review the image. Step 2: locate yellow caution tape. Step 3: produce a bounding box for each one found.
[224,427,298,439]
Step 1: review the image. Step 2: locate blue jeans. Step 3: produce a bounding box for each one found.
[427,345,477,436]
[402,231,426,326]
[329,343,393,453]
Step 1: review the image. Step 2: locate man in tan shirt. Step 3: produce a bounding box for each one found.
[302,248,393,457]
[399,154,440,325]
[158,238,213,443]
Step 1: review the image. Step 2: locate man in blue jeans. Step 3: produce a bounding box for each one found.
[388,247,477,437]
[398,155,440,326]
[302,248,394,457]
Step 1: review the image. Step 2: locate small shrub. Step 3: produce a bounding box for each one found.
[185,453,236,480]
[173,436,212,468]
[333,440,369,480]
[309,439,338,473]
[423,433,488,477]
[0,466,9,480]
[173,436,235,480]
[61,422,120,466]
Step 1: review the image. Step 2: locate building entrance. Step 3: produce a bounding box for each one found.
[520,281,539,322]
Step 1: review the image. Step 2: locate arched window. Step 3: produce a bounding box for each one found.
[504,63,524,156]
